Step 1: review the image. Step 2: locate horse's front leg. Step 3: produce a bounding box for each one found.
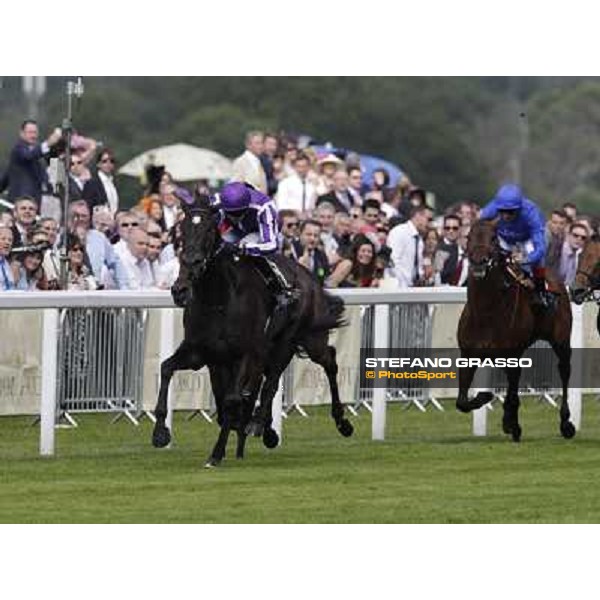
[152,343,205,448]
[503,366,522,442]
[456,363,479,413]
[551,341,576,439]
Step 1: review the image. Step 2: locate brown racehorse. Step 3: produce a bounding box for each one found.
[456,220,575,442]
[571,235,600,308]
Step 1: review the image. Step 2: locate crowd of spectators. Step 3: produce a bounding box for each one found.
[0,122,597,293]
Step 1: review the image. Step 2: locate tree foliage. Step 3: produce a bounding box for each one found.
[1,76,599,211]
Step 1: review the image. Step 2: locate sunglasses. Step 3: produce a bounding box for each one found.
[572,232,588,240]
[285,222,299,228]
[120,222,139,228]
[444,226,460,231]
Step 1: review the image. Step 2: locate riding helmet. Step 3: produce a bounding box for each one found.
[220,182,251,212]
[493,183,524,211]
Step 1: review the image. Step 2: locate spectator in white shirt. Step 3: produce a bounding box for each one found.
[120,228,154,290]
[386,205,432,288]
[275,152,318,215]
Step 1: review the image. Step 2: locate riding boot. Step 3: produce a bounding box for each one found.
[531,267,553,310]
[255,257,300,338]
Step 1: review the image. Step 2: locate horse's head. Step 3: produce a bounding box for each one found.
[467,220,500,280]
[171,191,220,307]
[571,235,600,305]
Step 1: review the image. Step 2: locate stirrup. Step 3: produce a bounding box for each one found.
[275,288,300,307]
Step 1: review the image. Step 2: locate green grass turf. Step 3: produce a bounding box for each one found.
[2,398,600,523]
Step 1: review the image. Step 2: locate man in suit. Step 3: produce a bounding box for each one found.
[10,196,38,247]
[316,169,358,214]
[231,131,268,194]
[0,120,62,204]
[67,154,87,202]
[433,214,465,285]
[82,149,120,215]
[260,132,279,197]
[290,219,330,286]
[558,222,588,287]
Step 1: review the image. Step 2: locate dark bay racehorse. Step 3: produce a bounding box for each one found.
[152,193,353,467]
[456,220,575,441]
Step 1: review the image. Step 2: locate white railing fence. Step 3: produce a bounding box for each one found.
[0,288,585,456]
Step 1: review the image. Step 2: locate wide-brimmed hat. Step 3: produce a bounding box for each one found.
[317,153,344,167]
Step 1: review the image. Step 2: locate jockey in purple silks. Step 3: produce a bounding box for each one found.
[212,181,300,310]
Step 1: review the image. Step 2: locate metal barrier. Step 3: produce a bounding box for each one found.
[0,288,585,455]
[57,308,147,425]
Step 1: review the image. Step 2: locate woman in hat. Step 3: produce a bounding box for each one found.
[315,153,344,196]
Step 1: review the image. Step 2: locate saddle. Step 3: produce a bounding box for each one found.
[504,260,561,312]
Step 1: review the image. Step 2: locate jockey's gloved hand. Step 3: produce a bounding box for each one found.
[222,242,242,256]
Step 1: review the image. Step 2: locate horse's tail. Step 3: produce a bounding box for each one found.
[308,291,347,333]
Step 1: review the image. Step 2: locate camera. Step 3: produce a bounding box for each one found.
[10,241,51,256]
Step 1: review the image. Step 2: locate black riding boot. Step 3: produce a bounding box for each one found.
[253,257,300,337]
[532,275,552,310]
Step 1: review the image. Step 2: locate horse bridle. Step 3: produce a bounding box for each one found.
[574,261,600,302]
[468,234,506,279]
[180,206,223,278]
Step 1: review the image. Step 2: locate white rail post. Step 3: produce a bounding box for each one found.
[159,308,175,432]
[372,304,390,441]
[569,302,583,430]
[472,367,491,436]
[40,308,59,456]
[472,403,488,437]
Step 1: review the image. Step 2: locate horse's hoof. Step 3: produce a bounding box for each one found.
[511,425,522,443]
[474,391,494,409]
[152,426,171,448]
[456,400,471,414]
[337,419,354,438]
[245,419,265,437]
[204,457,222,469]
[262,428,279,449]
[561,421,576,439]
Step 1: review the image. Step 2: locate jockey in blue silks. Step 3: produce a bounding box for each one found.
[479,183,552,308]
[212,181,299,309]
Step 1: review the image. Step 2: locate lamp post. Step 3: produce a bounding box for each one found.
[59,77,84,289]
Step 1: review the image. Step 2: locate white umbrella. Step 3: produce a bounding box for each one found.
[118,143,233,182]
